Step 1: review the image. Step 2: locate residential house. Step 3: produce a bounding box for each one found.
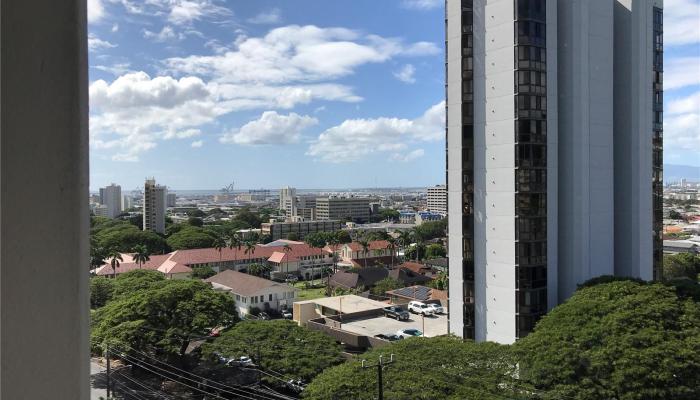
[339,240,396,268]
[93,253,192,279]
[205,270,298,317]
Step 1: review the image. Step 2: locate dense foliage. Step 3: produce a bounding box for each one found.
[371,277,403,295]
[91,217,169,254]
[304,337,525,400]
[515,280,700,400]
[191,265,217,279]
[203,320,343,385]
[90,277,114,308]
[166,226,218,250]
[664,253,700,281]
[425,243,446,259]
[91,279,237,359]
[412,219,447,241]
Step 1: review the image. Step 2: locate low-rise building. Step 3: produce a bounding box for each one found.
[339,240,396,268]
[414,211,444,225]
[316,197,370,223]
[93,253,192,279]
[663,239,700,254]
[261,220,341,241]
[206,270,298,317]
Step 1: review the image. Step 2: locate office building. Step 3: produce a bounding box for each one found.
[316,197,370,223]
[166,192,177,207]
[122,195,133,210]
[261,220,342,241]
[446,0,662,343]
[427,185,447,214]
[279,186,297,211]
[93,204,109,218]
[101,183,122,219]
[143,178,166,234]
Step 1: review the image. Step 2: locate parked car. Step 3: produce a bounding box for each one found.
[258,312,271,320]
[383,306,410,321]
[426,303,444,314]
[282,311,293,319]
[396,328,423,338]
[227,356,255,367]
[374,333,403,341]
[408,301,434,316]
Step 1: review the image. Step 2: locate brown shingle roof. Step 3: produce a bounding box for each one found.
[346,240,391,252]
[204,270,296,296]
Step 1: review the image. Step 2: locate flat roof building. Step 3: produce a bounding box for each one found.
[316,196,370,223]
[427,185,447,215]
[261,220,342,241]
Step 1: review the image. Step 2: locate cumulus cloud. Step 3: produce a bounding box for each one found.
[665,57,700,90]
[401,0,442,10]
[92,63,133,76]
[88,34,117,52]
[391,149,425,162]
[665,0,700,46]
[220,112,318,145]
[248,8,282,24]
[143,26,179,42]
[191,140,203,148]
[665,91,700,152]
[88,0,105,24]
[164,25,441,84]
[306,101,444,163]
[394,64,416,84]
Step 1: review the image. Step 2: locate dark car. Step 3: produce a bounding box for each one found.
[383,306,410,321]
[374,333,403,341]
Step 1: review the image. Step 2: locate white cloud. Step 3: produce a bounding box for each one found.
[391,149,425,162]
[164,25,441,84]
[220,112,318,145]
[248,8,282,24]
[665,57,700,90]
[394,64,416,84]
[191,140,203,148]
[306,101,444,163]
[401,0,442,10]
[665,91,700,152]
[665,0,700,46]
[88,0,105,24]
[88,34,117,52]
[168,0,231,24]
[89,71,357,160]
[143,26,179,42]
[111,23,119,32]
[92,63,133,76]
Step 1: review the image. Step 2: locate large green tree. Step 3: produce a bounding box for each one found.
[166,226,218,250]
[663,253,700,281]
[92,218,169,254]
[203,320,343,386]
[515,279,700,400]
[91,279,237,360]
[371,277,402,296]
[90,277,115,309]
[111,269,165,299]
[304,337,525,400]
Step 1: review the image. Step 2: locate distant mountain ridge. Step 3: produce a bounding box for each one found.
[664,164,700,182]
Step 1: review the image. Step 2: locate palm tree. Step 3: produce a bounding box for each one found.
[212,235,226,270]
[398,230,412,261]
[244,241,256,261]
[386,237,397,268]
[358,238,370,268]
[107,249,123,278]
[227,233,241,270]
[411,229,425,261]
[132,245,150,269]
[282,244,293,275]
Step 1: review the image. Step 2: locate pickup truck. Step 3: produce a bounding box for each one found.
[383,306,410,321]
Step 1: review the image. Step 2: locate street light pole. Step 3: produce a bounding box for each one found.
[361,354,394,400]
[105,346,111,398]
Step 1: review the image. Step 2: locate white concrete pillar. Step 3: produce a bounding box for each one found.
[1,0,90,398]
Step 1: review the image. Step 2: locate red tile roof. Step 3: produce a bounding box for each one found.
[94,254,190,276]
[346,240,391,252]
[169,243,330,265]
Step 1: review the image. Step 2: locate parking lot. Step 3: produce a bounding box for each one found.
[339,310,449,338]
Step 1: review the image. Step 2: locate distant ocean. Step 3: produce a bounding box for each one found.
[91,187,430,196]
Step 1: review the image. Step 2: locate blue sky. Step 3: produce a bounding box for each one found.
[87,0,700,191]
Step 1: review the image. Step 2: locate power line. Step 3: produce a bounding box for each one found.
[113,344,285,399]
[113,370,174,400]
[111,378,150,400]
[112,348,276,400]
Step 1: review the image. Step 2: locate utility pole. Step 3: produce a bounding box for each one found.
[362,354,394,400]
[105,346,111,398]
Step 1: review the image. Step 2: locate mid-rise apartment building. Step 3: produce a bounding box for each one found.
[427,184,447,214]
[315,197,370,223]
[166,193,176,207]
[101,183,122,218]
[143,178,166,234]
[280,186,297,212]
[261,220,342,241]
[447,0,663,343]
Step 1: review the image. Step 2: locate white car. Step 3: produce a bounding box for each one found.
[396,328,423,338]
[426,303,444,314]
[227,356,255,367]
[407,301,434,316]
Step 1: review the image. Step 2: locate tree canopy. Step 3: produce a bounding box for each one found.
[91,218,169,254]
[304,337,525,400]
[664,253,700,281]
[514,279,700,400]
[191,265,217,280]
[371,277,403,296]
[203,320,343,386]
[425,243,447,259]
[412,219,447,241]
[111,269,166,299]
[91,279,237,359]
[90,277,114,309]
[166,226,218,250]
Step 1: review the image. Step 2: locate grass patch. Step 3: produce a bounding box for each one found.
[293,281,328,301]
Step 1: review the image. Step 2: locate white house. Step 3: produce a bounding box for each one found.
[205,270,298,317]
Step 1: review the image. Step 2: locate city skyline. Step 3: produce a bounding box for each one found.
[88,0,699,191]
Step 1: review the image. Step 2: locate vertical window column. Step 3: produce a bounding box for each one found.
[652,7,664,280]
